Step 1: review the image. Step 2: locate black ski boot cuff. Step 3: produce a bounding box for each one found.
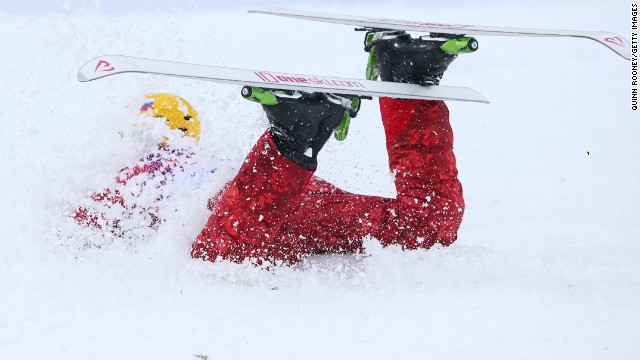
[262,92,349,171]
[269,130,318,171]
[374,32,458,86]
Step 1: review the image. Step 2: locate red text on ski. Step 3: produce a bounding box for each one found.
[604,36,624,46]
[254,72,365,89]
[366,17,473,29]
[95,60,115,72]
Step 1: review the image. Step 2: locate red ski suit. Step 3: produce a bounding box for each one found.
[192,98,465,265]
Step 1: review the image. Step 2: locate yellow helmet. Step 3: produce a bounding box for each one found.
[140,93,201,141]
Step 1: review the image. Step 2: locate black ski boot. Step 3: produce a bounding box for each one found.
[242,88,360,171]
[367,31,462,85]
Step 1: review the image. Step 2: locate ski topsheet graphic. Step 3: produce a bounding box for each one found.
[249,8,632,61]
[77,55,489,103]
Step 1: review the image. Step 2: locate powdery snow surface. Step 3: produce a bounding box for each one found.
[1,1,638,359]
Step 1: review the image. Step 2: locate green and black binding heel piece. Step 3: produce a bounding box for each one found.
[361,28,478,84]
[241,86,364,142]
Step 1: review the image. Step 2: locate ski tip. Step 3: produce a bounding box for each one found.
[445,86,490,104]
[589,32,632,61]
[77,57,99,82]
[467,93,490,104]
[78,56,106,82]
[77,71,89,82]
[78,55,125,82]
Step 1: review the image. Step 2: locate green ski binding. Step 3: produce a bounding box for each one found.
[241,86,362,141]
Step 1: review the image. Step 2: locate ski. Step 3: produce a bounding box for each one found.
[249,8,632,61]
[77,55,489,103]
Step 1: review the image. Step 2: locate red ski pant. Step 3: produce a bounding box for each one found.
[192,98,465,265]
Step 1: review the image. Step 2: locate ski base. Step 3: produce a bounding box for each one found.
[78,55,489,103]
[249,8,631,61]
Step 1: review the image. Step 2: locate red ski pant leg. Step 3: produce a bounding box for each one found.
[192,130,316,264]
[192,131,389,264]
[275,177,395,253]
[277,98,465,250]
[192,99,464,265]
[377,98,465,247]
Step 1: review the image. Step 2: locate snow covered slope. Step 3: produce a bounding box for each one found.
[0,1,638,359]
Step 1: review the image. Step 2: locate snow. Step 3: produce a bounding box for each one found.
[1,1,638,359]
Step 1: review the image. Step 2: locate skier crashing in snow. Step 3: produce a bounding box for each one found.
[73,32,465,263]
[192,31,465,265]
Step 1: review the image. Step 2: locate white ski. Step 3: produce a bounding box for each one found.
[249,8,632,61]
[77,55,489,103]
